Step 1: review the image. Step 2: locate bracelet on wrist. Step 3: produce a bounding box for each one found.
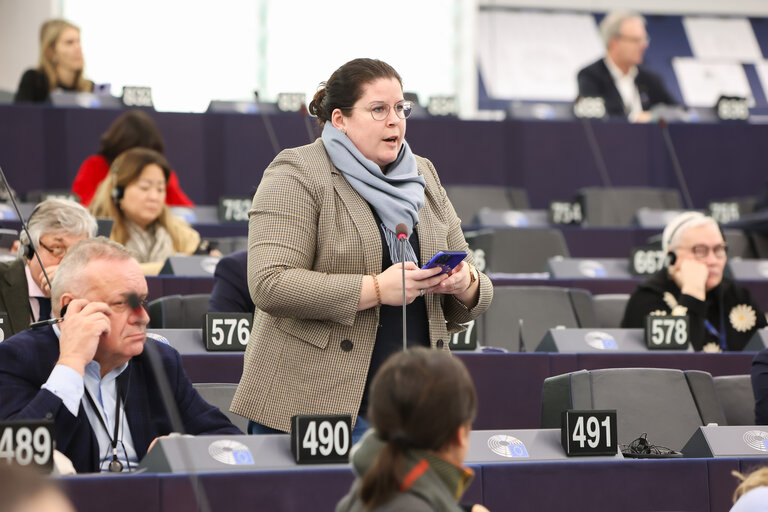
[370,274,381,306]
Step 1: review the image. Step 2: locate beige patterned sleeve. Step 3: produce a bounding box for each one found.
[246,147,361,326]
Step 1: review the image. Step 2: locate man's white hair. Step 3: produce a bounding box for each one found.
[599,11,646,48]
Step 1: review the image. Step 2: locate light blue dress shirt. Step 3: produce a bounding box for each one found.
[40,326,139,472]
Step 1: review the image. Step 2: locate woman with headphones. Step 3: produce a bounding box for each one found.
[621,211,766,351]
[88,148,204,275]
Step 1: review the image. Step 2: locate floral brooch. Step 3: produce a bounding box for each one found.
[729,304,757,333]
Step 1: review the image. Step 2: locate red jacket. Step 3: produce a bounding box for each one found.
[72,154,194,207]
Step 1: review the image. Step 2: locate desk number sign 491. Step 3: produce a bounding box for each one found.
[561,410,618,456]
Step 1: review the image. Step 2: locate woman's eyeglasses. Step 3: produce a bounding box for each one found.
[679,243,728,259]
[343,101,413,121]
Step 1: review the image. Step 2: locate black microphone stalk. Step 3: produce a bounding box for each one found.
[658,118,694,209]
[0,165,54,292]
[396,223,409,352]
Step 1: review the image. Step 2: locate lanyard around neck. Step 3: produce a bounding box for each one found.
[83,386,124,472]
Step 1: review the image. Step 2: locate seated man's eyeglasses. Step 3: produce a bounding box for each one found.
[38,240,68,259]
[344,101,413,121]
[679,243,728,259]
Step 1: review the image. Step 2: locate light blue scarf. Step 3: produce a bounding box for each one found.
[322,123,425,264]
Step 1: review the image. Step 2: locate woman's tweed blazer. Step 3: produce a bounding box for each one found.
[231,138,492,431]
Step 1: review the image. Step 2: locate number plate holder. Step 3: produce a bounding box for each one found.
[561,410,617,456]
[290,414,352,464]
[0,419,54,470]
[645,315,690,350]
[204,313,252,351]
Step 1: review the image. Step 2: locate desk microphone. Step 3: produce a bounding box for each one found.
[658,118,694,209]
[257,100,282,157]
[396,222,409,352]
[141,339,212,512]
[579,118,622,224]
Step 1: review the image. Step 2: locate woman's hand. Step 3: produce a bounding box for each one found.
[423,261,480,308]
[670,258,707,301]
[423,261,470,296]
[377,262,444,305]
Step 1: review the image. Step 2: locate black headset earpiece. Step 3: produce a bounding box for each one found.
[665,251,677,268]
[630,435,650,455]
[21,203,42,260]
[111,185,124,206]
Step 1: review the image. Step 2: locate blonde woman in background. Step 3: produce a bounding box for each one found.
[731,467,768,511]
[15,18,93,103]
[90,147,202,275]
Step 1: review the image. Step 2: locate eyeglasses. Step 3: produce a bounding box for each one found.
[679,243,728,260]
[109,296,149,313]
[38,240,68,259]
[343,101,413,121]
[617,34,650,45]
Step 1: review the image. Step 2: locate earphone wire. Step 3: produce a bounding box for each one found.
[0,165,53,291]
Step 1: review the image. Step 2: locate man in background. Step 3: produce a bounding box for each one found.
[577,11,676,121]
[0,198,96,335]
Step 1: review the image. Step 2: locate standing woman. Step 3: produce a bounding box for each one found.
[231,58,493,439]
[15,19,93,103]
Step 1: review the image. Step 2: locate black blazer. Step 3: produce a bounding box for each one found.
[209,250,254,314]
[0,326,242,473]
[0,258,33,335]
[577,58,676,118]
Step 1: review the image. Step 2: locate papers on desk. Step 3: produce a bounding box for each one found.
[672,58,753,107]
[477,11,603,100]
[683,17,763,62]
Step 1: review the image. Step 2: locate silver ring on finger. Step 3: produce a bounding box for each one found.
[420,289,425,297]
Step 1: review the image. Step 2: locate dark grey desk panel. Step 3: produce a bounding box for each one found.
[61,457,757,512]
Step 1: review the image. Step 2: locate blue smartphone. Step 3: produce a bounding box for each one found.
[421,251,467,274]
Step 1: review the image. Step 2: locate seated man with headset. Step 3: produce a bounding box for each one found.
[621,211,766,351]
[0,237,241,473]
[0,198,97,336]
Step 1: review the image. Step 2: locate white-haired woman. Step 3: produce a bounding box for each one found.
[621,211,766,351]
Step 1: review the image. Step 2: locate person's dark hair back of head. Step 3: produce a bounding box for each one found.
[308,58,402,127]
[99,109,165,164]
[360,348,477,508]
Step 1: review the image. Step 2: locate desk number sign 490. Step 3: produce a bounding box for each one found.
[290,415,351,464]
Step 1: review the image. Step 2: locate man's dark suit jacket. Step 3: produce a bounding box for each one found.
[577,58,676,118]
[0,258,33,335]
[0,326,242,473]
[209,250,255,314]
[752,349,768,424]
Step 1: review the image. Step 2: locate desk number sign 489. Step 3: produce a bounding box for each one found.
[0,420,54,470]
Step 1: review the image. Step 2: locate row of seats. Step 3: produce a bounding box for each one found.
[146,288,630,351]
[467,226,758,274]
[192,370,757,452]
[541,368,756,450]
[445,184,756,228]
